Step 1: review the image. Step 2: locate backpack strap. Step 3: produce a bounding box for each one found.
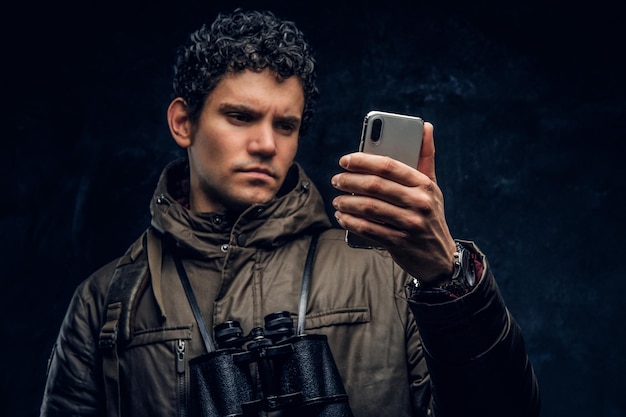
[98,230,151,417]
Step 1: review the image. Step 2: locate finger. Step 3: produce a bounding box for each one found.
[332,172,432,210]
[338,153,422,187]
[334,207,409,246]
[418,122,437,183]
[334,193,403,223]
[333,189,434,234]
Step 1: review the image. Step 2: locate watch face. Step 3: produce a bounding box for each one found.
[460,247,476,287]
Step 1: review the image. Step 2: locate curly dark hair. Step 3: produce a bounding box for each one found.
[172,9,319,135]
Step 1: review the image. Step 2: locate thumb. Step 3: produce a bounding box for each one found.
[418,122,437,182]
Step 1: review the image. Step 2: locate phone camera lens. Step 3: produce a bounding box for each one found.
[370,118,382,142]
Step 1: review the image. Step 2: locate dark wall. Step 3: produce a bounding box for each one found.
[3,1,625,416]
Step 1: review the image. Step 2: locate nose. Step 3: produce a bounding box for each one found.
[248,122,277,156]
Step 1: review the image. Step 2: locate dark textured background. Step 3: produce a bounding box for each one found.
[3,0,625,416]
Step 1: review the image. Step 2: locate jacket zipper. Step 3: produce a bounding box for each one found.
[177,339,188,417]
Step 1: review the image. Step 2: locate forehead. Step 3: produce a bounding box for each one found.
[207,69,305,111]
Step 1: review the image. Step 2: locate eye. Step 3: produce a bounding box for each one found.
[228,112,252,124]
[277,122,296,134]
[276,118,301,136]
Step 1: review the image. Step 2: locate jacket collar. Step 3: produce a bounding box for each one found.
[149,158,331,258]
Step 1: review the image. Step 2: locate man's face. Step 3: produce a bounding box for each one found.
[184,69,304,213]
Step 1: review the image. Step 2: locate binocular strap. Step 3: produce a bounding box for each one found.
[173,233,320,353]
[297,233,319,335]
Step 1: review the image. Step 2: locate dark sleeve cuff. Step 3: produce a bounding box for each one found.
[407,243,510,362]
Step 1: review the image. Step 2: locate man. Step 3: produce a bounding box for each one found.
[40,9,540,417]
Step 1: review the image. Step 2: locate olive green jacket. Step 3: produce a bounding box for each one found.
[41,159,539,417]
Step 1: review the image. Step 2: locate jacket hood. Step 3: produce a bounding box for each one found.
[149,158,332,258]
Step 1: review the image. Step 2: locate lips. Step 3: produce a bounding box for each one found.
[246,167,274,176]
[238,166,276,180]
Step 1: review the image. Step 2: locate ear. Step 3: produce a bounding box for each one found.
[167,98,193,148]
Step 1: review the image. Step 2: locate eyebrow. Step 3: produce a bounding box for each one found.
[218,103,258,116]
[218,103,301,127]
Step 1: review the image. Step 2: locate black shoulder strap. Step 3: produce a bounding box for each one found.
[173,253,217,353]
[297,233,319,335]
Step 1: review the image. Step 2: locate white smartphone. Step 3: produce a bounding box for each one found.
[345,110,424,248]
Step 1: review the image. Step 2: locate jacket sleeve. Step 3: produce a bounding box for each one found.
[40,265,114,417]
[408,244,541,417]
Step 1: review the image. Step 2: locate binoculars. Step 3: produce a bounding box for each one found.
[189,311,353,417]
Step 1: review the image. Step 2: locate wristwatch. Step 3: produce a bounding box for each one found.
[408,241,478,302]
[440,241,477,297]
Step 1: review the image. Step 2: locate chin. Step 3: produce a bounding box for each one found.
[229,192,276,210]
